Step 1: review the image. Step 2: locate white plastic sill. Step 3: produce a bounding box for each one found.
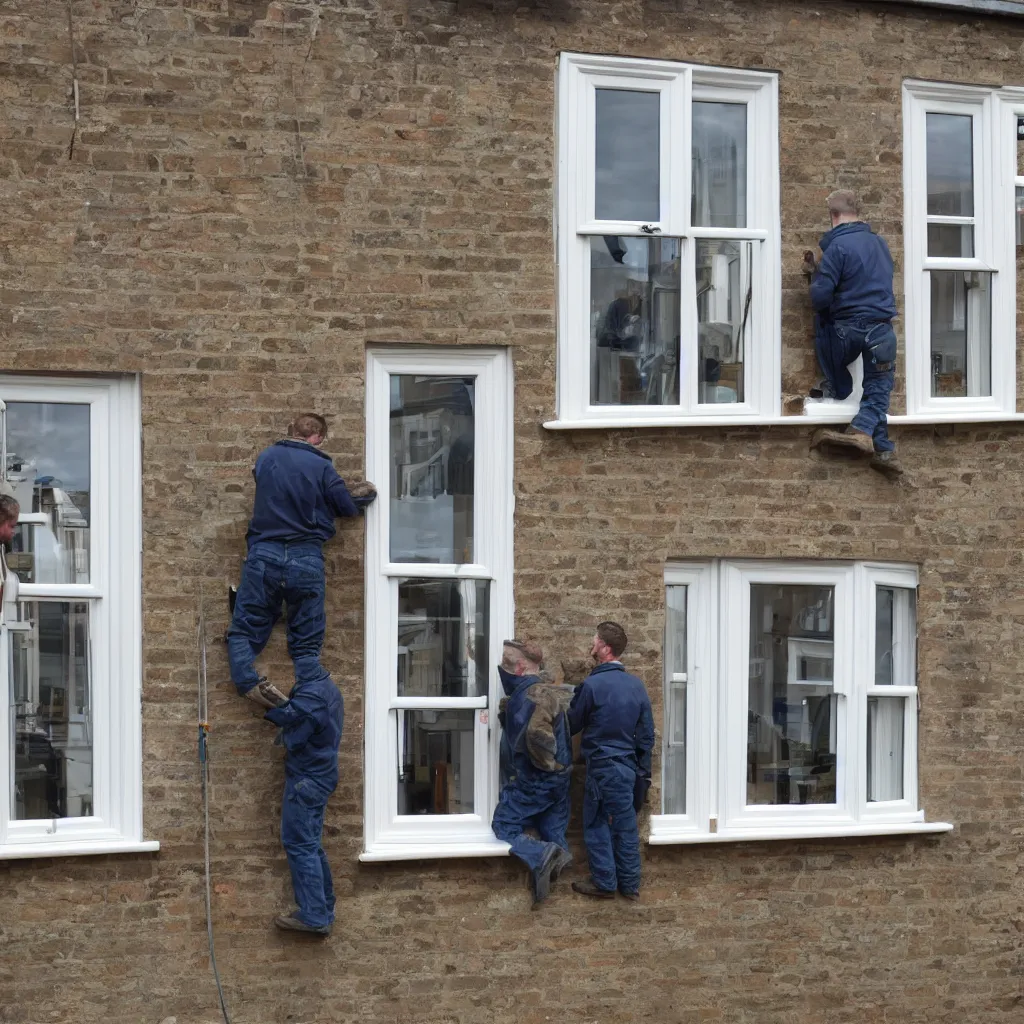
[0,839,160,861]
[360,839,511,863]
[647,821,954,845]
[544,410,1024,430]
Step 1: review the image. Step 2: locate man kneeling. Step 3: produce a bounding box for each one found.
[492,639,574,907]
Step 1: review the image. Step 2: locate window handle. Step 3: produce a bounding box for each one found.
[640,224,661,234]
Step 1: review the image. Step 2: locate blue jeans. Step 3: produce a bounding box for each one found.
[815,319,897,453]
[583,759,640,895]
[226,541,326,691]
[492,772,571,879]
[280,775,335,929]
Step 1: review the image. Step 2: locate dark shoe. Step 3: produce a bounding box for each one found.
[619,890,640,902]
[550,848,573,883]
[244,678,289,709]
[572,879,616,899]
[274,912,330,936]
[810,426,875,456]
[807,379,836,401]
[870,451,905,478]
[531,846,560,909]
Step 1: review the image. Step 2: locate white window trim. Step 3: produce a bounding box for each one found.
[361,347,513,862]
[0,375,155,861]
[903,80,1017,417]
[555,52,782,426]
[651,560,952,846]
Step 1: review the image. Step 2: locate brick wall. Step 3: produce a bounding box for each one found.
[1,1,1023,1022]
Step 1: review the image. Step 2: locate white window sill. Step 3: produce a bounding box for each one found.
[544,410,1024,430]
[0,838,160,861]
[360,839,511,863]
[648,821,953,845]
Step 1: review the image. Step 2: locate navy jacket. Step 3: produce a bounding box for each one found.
[264,672,343,788]
[245,439,370,549]
[498,667,573,784]
[568,662,655,778]
[809,222,898,324]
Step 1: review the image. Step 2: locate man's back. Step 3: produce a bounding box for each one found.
[569,662,654,767]
[810,221,897,323]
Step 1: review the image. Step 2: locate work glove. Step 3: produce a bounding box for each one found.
[244,679,289,709]
[633,774,651,812]
[801,250,819,278]
[348,479,378,510]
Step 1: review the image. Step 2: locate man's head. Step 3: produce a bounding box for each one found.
[590,621,627,665]
[501,638,544,676]
[0,494,20,547]
[826,189,861,228]
[288,412,328,447]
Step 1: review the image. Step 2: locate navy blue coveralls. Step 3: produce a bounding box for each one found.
[568,662,655,896]
[264,671,344,931]
[491,667,573,883]
[226,439,373,692]
[810,221,899,453]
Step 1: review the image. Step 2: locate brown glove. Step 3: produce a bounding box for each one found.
[347,479,377,499]
[244,679,289,709]
[801,250,819,278]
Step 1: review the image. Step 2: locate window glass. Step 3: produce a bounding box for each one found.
[692,102,747,229]
[867,697,905,802]
[389,376,474,564]
[929,271,992,397]
[11,602,92,821]
[663,586,687,815]
[696,239,752,404]
[397,710,475,815]
[595,88,660,222]
[927,224,973,259]
[590,236,680,406]
[926,113,973,217]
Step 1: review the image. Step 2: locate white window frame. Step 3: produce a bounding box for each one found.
[903,80,1017,417]
[555,52,781,427]
[651,560,952,846]
[0,375,152,860]
[361,348,513,861]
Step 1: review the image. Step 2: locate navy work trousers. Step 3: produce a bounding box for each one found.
[583,759,641,896]
[492,772,571,880]
[280,775,335,930]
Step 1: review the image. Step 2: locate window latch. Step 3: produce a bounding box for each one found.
[640,224,661,234]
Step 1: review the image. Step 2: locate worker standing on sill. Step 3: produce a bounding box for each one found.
[804,189,904,478]
[226,412,376,708]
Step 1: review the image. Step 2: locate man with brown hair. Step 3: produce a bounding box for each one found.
[226,413,376,707]
[805,189,902,477]
[568,621,654,901]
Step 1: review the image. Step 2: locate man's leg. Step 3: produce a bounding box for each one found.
[283,552,327,684]
[226,556,282,694]
[600,763,642,897]
[319,846,335,926]
[576,770,617,895]
[278,777,332,931]
[814,318,855,401]
[851,324,897,452]
[492,785,560,881]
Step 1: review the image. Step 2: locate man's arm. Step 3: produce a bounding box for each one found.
[634,694,655,778]
[324,464,362,519]
[567,681,593,736]
[264,692,321,753]
[809,244,844,312]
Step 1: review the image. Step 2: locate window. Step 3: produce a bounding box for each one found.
[903,81,1017,416]
[362,348,512,861]
[555,52,781,426]
[0,376,151,860]
[652,560,952,845]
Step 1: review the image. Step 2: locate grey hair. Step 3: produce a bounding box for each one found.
[826,189,861,217]
[0,494,20,523]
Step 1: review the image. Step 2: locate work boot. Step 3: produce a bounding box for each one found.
[807,379,837,400]
[870,450,905,478]
[273,912,330,936]
[550,847,573,883]
[619,889,640,902]
[571,879,616,899]
[244,678,289,709]
[810,426,875,456]
[531,846,560,909]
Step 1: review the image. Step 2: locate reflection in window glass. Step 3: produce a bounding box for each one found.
[590,236,680,406]
[867,697,904,802]
[929,271,992,398]
[5,403,90,583]
[389,376,474,564]
[11,602,92,821]
[595,88,660,223]
[747,584,837,806]
[927,224,973,258]
[397,709,475,815]
[926,113,973,216]
[663,586,687,815]
[397,579,489,698]
[692,102,747,229]
[696,239,752,404]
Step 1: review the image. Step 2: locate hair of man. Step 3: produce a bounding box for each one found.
[826,189,861,218]
[595,620,628,658]
[289,412,328,440]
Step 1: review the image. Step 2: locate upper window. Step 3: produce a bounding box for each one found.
[362,348,513,861]
[902,81,1017,416]
[653,560,952,845]
[0,376,150,860]
[555,53,781,425]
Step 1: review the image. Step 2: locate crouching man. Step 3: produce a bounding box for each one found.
[569,622,654,901]
[264,669,344,936]
[491,639,574,908]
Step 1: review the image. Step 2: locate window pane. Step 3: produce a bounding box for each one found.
[389,376,474,564]
[696,239,753,404]
[397,579,488,698]
[663,586,687,815]
[397,709,475,814]
[926,113,973,217]
[692,102,747,229]
[11,602,92,821]
[747,584,837,806]
[867,697,905,802]
[929,271,992,398]
[875,585,916,687]
[590,236,680,406]
[595,88,660,222]
[875,587,895,686]
[927,223,973,258]
[5,403,91,583]
[1017,187,1024,246]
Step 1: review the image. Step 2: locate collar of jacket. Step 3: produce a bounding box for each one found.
[587,661,624,677]
[497,666,541,691]
[819,220,872,251]
[274,438,332,461]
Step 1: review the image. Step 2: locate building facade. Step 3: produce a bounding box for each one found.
[2,1,1023,1021]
